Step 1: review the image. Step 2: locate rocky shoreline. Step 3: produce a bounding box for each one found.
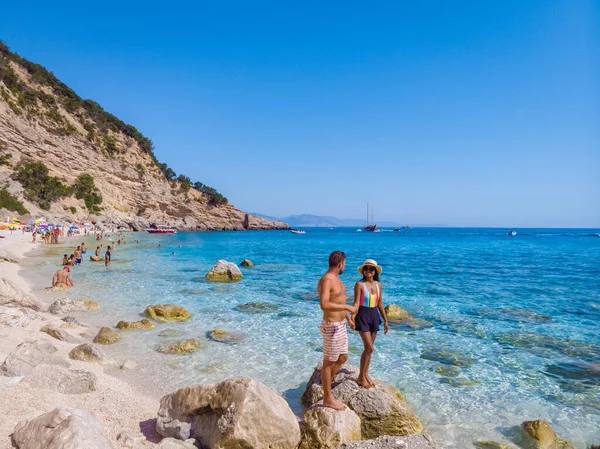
[0,233,585,449]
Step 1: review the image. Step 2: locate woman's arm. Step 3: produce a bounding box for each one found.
[351,282,362,321]
[377,282,389,334]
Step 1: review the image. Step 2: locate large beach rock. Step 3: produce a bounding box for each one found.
[157,376,301,448]
[205,260,243,282]
[1,340,69,376]
[93,326,120,344]
[21,364,98,394]
[48,298,100,314]
[144,304,191,322]
[117,318,156,330]
[68,343,109,363]
[0,278,45,311]
[336,434,443,449]
[12,408,114,449]
[157,339,201,354]
[520,420,575,449]
[385,304,432,329]
[0,306,41,327]
[40,324,79,343]
[300,405,362,449]
[302,363,424,439]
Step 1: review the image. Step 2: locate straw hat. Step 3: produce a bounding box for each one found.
[357,259,382,275]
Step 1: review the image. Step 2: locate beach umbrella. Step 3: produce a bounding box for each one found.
[7,223,18,228]
[11,218,20,222]
[56,224,62,228]
[0,224,8,229]
[70,225,78,229]
[28,221,34,225]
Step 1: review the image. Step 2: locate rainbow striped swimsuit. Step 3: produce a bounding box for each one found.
[359,281,380,308]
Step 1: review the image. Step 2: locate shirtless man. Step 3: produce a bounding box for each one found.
[74,246,83,265]
[318,251,357,410]
[95,246,101,257]
[52,266,74,287]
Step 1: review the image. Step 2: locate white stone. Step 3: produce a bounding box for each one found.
[21,364,97,394]
[1,340,69,376]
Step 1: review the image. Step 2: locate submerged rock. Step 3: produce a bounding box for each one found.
[144,304,191,322]
[40,324,79,343]
[157,376,300,448]
[420,349,474,367]
[93,327,120,345]
[302,363,424,439]
[157,339,201,354]
[432,364,461,377]
[240,259,254,267]
[48,298,99,314]
[117,318,156,330]
[475,441,518,449]
[158,329,184,337]
[385,304,432,329]
[236,302,279,313]
[1,340,69,376]
[12,408,114,449]
[300,404,361,449]
[68,343,109,363]
[22,364,97,394]
[336,434,443,449]
[520,420,575,449]
[208,329,244,344]
[205,259,243,282]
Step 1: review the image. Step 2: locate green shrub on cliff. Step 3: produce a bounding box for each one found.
[73,173,102,213]
[12,159,72,210]
[0,187,28,214]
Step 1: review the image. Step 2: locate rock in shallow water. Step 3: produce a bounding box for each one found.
[336,434,443,449]
[40,324,79,343]
[157,376,300,448]
[419,348,474,367]
[68,343,109,363]
[520,420,575,449]
[144,304,191,322]
[93,326,120,345]
[117,318,155,330]
[208,329,244,344]
[157,339,201,354]
[240,259,253,267]
[205,259,243,282]
[236,302,279,313]
[48,298,99,314]
[12,408,114,449]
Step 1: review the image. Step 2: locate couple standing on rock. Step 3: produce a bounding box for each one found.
[318,250,390,410]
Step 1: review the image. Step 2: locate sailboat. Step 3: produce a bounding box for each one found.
[363,203,379,232]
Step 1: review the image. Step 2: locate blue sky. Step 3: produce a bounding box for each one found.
[1,0,598,227]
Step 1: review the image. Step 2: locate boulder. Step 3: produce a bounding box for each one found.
[68,343,109,363]
[205,260,243,282]
[157,438,197,448]
[1,340,69,376]
[336,434,443,449]
[302,363,423,439]
[0,306,41,327]
[385,305,432,329]
[40,325,79,343]
[157,339,201,354]
[0,278,45,311]
[144,304,191,322]
[48,298,100,314]
[157,377,301,448]
[240,259,253,267]
[12,408,114,449]
[117,318,156,330]
[209,329,244,344]
[300,404,362,449]
[93,326,120,344]
[520,420,575,449]
[21,364,97,394]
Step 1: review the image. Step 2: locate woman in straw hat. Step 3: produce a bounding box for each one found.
[351,259,389,388]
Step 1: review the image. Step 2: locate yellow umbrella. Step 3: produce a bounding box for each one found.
[11,218,20,222]
[8,223,18,228]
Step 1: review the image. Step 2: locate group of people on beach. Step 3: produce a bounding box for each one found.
[318,251,389,410]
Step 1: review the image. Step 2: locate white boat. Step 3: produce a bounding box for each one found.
[507,231,517,236]
[356,229,362,232]
[363,203,379,232]
[291,229,306,235]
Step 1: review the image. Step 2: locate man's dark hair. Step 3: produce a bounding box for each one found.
[329,251,346,267]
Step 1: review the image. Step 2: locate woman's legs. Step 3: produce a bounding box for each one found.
[358,331,377,388]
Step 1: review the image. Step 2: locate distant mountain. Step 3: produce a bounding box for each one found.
[254,213,409,228]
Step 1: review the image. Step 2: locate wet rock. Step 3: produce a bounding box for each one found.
[68,343,109,363]
[158,329,184,337]
[157,339,201,354]
[420,349,474,367]
[208,329,244,344]
[302,363,424,439]
[1,340,69,376]
[336,434,443,449]
[473,307,552,323]
[520,420,575,449]
[40,324,79,343]
[439,377,481,388]
[117,318,156,330]
[93,326,120,345]
[240,259,254,267]
[21,364,97,394]
[157,376,301,448]
[205,259,243,282]
[0,278,45,311]
[543,361,600,386]
[12,408,114,449]
[61,316,88,327]
[0,306,41,327]
[497,332,600,363]
[384,305,432,329]
[300,404,362,449]
[432,364,460,377]
[144,304,191,322]
[48,298,99,314]
[120,359,137,370]
[236,302,279,313]
[475,441,518,449]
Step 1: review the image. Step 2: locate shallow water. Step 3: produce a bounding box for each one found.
[26,228,600,448]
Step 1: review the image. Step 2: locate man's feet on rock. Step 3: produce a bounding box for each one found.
[323,398,346,410]
[367,375,377,388]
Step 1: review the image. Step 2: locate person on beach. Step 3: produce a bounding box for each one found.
[105,245,112,267]
[350,259,389,389]
[74,246,83,265]
[62,254,68,266]
[81,242,87,254]
[52,266,74,287]
[95,246,101,257]
[318,251,358,410]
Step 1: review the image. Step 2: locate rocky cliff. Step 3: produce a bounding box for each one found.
[0,42,287,231]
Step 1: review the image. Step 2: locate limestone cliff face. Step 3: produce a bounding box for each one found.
[0,50,287,231]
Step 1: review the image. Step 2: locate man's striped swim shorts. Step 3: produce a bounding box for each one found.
[320,320,348,362]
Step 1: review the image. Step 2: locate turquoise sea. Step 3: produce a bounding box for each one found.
[27,228,600,448]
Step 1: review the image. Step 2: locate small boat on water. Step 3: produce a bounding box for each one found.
[291,229,306,235]
[363,204,380,232]
[507,231,517,236]
[356,229,362,232]
[146,225,176,234]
